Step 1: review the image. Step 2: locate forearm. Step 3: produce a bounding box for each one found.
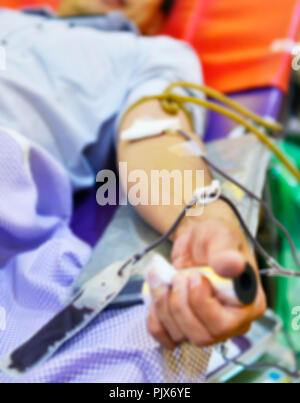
[118,100,240,239]
[119,105,265,349]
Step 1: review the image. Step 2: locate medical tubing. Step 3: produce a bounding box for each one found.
[177,130,300,270]
[164,81,282,132]
[219,195,300,278]
[220,344,300,380]
[118,199,196,277]
[205,157,300,270]
[128,191,300,374]
[134,198,197,261]
[122,89,300,182]
[119,145,300,278]
[127,190,299,280]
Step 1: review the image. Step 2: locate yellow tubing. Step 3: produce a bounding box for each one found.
[121,85,300,183]
[164,81,283,132]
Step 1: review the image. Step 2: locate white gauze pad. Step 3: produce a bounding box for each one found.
[121,118,181,141]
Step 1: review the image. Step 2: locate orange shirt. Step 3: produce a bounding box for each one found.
[0,0,58,10]
[2,0,300,93]
[162,0,300,93]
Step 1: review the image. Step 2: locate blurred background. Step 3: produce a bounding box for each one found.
[1,0,300,382]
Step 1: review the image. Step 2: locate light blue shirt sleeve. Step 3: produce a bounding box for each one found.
[0,10,205,190]
[115,35,206,138]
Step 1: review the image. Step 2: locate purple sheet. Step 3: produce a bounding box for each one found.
[0,126,210,383]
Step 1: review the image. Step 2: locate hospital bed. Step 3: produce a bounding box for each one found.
[4,0,300,383]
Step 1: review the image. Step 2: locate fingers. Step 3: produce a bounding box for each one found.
[148,271,265,349]
[148,271,216,348]
[171,231,194,269]
[190,219,246,278]
[168,273,216,347]
[209,250,245,279]
[148,276,185,344]
[172,218,253,278]
[188,272,267,341]
[147,304,178,350]
[147,252,267,350]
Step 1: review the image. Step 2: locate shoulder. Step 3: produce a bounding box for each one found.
[135,35,200,69]
[136,35,197,56]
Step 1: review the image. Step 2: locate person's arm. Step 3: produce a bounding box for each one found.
[118,100,267,349]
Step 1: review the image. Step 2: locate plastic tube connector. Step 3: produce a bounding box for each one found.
[194,180,222,205]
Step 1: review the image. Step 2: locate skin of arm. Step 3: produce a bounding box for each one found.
[118,100,267,349]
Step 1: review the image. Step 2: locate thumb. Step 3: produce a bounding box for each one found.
[206,223,246,278]
[209,249,245,279]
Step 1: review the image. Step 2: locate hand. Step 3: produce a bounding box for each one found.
[147,203,267,349]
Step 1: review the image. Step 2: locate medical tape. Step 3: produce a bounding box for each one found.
[121,117,181,141]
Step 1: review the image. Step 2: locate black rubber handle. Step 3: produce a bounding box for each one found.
[233,263,258,305]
